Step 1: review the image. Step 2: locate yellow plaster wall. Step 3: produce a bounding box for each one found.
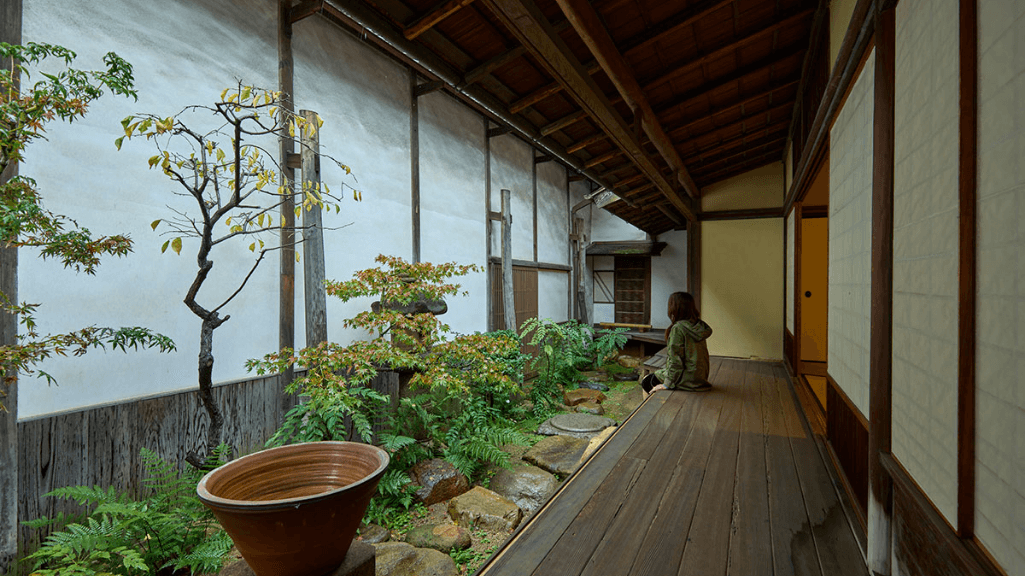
[700,162,785,212]
[701,219,784,359]
[830,0,859,71]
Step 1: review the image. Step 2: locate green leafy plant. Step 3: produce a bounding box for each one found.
[519,319,591,417]
[588,327,629,370]
[0,42,175,410]
[23,448,232,576]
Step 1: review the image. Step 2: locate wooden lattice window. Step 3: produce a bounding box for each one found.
[614,256,650,325]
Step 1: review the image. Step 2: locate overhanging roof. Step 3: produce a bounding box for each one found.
[586,240,667,256]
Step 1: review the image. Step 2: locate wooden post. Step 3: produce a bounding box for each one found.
[484,121,492,331]
[687,220,701,309]
[1,0,22,569]
[278,0,296,414]
[501,189,516,331]
[532,153,538,263]
[575,216,588,325]
[868,4,895,575]
[410,70,421,263]
[794,202,804,377]
[300,109,328,347]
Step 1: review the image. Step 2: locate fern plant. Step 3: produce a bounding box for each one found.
[588,327,629,369]
[24,448,233,576]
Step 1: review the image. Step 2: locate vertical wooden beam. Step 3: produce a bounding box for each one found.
[794,202,804,377]
[501,189,516,330]
[532,152,538,263]
[485,121,493,331]
[575,216,588,324]
[868,4,896,574]
[566,175,573,320]
[277,0,296,416]
[956,0,978,540]
[687,220,701,310]
[410,70,421,263]
[300,109,328,347]
[0,0,20,559]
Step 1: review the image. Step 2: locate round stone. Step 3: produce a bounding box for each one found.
[548,413,615,434]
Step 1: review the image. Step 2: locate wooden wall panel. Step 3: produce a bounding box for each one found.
[826,375,869,517]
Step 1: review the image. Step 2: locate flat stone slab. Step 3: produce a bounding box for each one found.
[488,464,559,518]
[578,380,610,391]
[524,435,590,476]
[220,540,375,576]
[537,413,616,439]
[448,486,522,531]
[575,400,604,415]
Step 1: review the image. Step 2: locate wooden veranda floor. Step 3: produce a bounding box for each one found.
[477,358,868,576]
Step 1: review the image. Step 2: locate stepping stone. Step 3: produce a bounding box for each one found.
[488,464,559,517]
[616,355,642,369]
[405,523,471,552]
[357,523,390,544]
[537,413,616,439]
[564,388,606,406]
[409,459,469,506]
[578,380,610,391]
[575,400,604,415]
[448,486,522,531]
[373,542,457,576]
[613,370,639,381]
[524,435,589,476]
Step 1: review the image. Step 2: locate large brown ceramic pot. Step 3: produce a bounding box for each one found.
[197,441,389,576]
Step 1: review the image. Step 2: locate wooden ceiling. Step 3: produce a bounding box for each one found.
[300,0,819,235]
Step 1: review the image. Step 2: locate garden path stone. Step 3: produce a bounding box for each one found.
[409,459,469,506]
[447,486,522,531]
[563,389,606,406]
[358,523,390,544]
[613,370,639,381]
[220,540,375,576]
[537,413,616,439]
[404,522,472,552]
[487,464,559,517]
[575,400,605,415]
[616,355,642,369]
[524,435,590,476]
[372,542,456,576]
[579,380,610,391]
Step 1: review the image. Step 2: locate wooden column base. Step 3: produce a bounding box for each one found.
[220,541,376,576]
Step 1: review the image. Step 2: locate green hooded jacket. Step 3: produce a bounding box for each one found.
[654,318,713,389]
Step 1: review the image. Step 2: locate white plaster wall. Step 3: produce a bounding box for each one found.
[538,270,569,322]
[890,0,960,526]
[536,162,569,266]
[976,0,1025,572]
[651,230,687,330]
[828,50,874,418]
[418,92,487,337]
[489,135,533,261]
[787,212,795,333]
[590,205,647,242]
[591,255,615,324]
[19,0,283,418]
[292,15,413,349]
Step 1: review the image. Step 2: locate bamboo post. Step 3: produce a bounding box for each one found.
[300,109,328,347]
[501,189,516,331]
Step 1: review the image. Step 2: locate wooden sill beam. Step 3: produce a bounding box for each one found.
[404,0,478,41]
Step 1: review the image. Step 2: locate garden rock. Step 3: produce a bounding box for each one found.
[524,435,589,476]
[575,426,617,470]
[373,542,457,576]
[579,380,610,391]
[613,370,639,381]
[575,400,604,415]
[404,523,472,552]
[410,459,469,505]
[563,388,606,406]
[358,523,390,544]
[616,355,642,369]
[448,486,522,531]
[488,464,559,517]
[537,413,617,439]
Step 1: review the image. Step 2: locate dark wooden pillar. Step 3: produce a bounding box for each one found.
[868,3,895,574]
[956,0,978,540]
[687,220,701,309]
[793,202,804,377]
[410,70,421,263]
[277,0,296,414]
[0,0,21,570]
[300,109,328,347]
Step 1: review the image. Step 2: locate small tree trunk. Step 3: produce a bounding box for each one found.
[188,318,224,468]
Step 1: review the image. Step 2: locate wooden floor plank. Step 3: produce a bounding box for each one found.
[480,393,672,575]
[726,361,773,576]
[676,360,747,576]
[762,362,822,576]
[772,366,868,576]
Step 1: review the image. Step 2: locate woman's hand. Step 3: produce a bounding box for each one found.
[651,384,666,392]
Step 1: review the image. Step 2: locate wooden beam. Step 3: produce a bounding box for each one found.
[410,71,422,263]
[300,109,328,345]
[585,148,623,168]
[404,0,477,40]
[566,132,609,153]
[500,189,516,330]
[461,19,573,86]
[784,0,874,215]
[277,0,297,421]
[666,98,795,142]
[289,0,324,22]
[690,135,788,173]
[568,173,586,182]
[688,220,701,308]
[534,153,555,164]
[508,59,603,114]
[619,182,655,198]
[783,0,830,163]
[413,79,445,97]
[641,7,814,93]
[487,126,511,138]
[620,0,733,55]
[541,109,588,136]
[693,151,782,183]
[684,120,790,164]
[701,207,784,221]
[557,0,701,199]
[867,5,895,574]
[484,0,696,220]
[655,203,685,228]
[956,0,978,541]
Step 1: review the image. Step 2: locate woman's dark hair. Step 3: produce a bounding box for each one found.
[665,291,699,340]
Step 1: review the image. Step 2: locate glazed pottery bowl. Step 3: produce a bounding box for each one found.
[197,441,389,576]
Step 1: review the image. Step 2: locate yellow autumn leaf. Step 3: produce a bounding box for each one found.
[161,240,170,253]
[150,219,161,230]
[171,237,182,255]
[220,88,229,100]
[249,242,256,252]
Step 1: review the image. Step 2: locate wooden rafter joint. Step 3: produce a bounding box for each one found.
[286,152,302,169]
[404,0,478,41]
[534,154,555,164]
[413,80,445,98]
[487,126,512,138]
[487,211,503,221]
[289,0,324,23]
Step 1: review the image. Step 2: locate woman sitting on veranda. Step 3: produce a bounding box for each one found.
[640,291,713,394]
